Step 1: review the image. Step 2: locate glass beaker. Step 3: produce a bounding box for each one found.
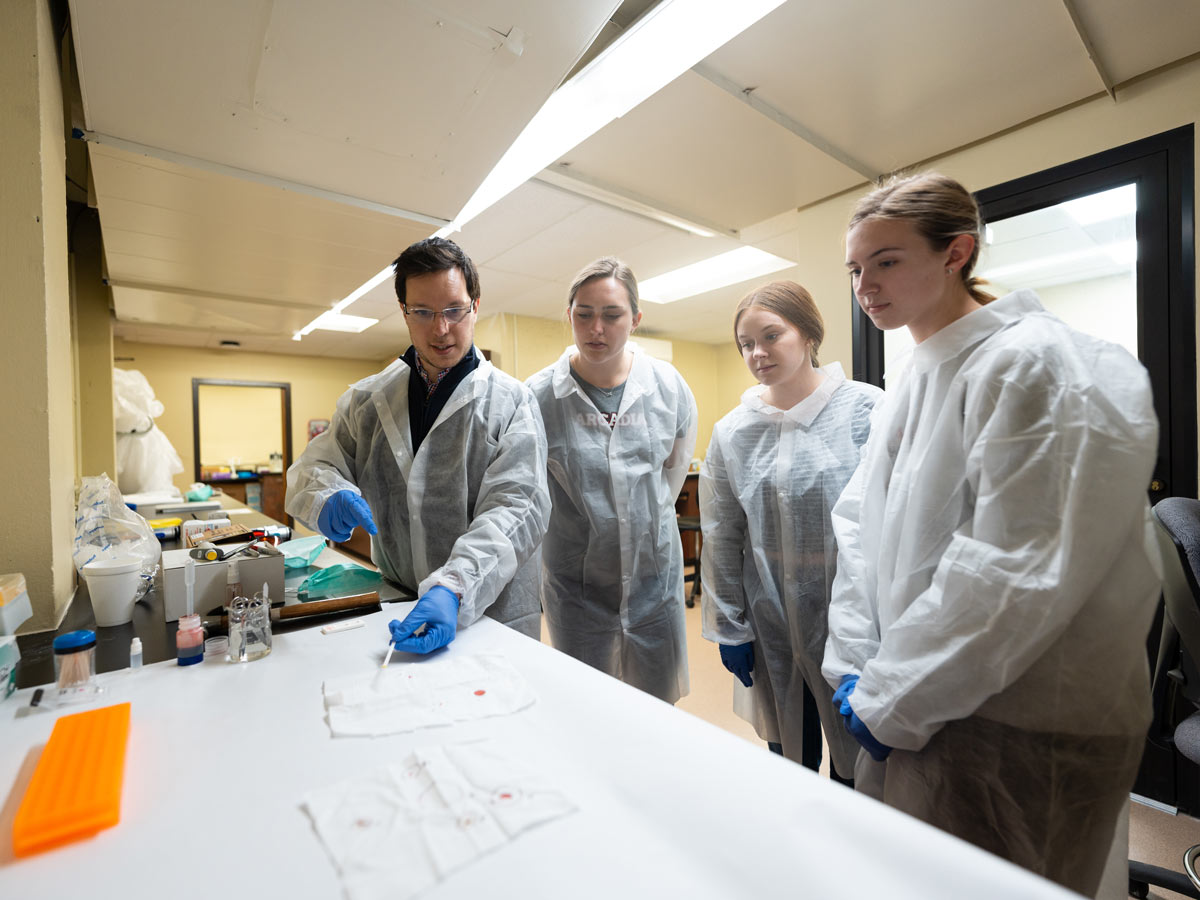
[227,594,272,662]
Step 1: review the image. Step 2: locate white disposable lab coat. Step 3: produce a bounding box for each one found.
[823,290,1161,747]
[527,345,698,703]
[286,350,551,637]
[701,364,880,775]
[823,291,1160,891]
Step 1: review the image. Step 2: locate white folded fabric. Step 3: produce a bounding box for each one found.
[323,653,536,737]
[302,740,576,900]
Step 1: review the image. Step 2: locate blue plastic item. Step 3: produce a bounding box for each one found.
[844,705,893,761]
[53,630,96,652]
[279,535,327,569]
[832,673,859,709]
[836,678,892,761]
[388,586,459,654]
[298,564,383,600]
[185,483,214,501]
[718,641,755,688]
[316,490,378,543]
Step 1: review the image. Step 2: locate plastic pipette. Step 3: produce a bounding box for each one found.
[184,557,196,616]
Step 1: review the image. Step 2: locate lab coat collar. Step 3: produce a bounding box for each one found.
[910,289,1044,374]
[741,362,847,426]
[550,342,648,403]
[358,345,489,405]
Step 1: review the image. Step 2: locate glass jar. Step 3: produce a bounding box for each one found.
[53,629,98,701]
[228,594,272,663]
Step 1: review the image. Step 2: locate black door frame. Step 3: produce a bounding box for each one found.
[853,124,1196,501]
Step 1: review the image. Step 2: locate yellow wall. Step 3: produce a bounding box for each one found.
[0,0,77,630]
[197,384,285,469]
[477,310,748,457]
[71,210,116,480]
[113,339,384,493]
[476,312,572,380]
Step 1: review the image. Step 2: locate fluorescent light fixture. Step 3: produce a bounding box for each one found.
[446,0,786,232]
[292,310,379,341]
[332,265,393,313]
[296,265,395,341]
[640,246,794,304]
[979,240,1136,282]
[1062,184,1136,226]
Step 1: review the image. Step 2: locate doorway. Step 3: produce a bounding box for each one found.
[191,378,294,524]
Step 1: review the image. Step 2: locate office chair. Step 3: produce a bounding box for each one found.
[1128,498,1200,899]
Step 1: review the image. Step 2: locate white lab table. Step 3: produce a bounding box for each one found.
[0,607,1079,899]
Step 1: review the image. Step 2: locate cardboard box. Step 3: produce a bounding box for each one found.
[160,546,284,621]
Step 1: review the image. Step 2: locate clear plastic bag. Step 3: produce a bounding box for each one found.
[73,474,161,600]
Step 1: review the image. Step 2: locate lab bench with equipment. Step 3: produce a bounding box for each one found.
[1,504,1079,899]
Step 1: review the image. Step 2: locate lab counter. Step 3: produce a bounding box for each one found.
[12,493,369,690]
[0,604,1078,898]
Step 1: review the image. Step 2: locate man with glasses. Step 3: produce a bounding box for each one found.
[286,237,551,652]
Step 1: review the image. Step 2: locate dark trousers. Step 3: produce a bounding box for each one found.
[768,681,854,787]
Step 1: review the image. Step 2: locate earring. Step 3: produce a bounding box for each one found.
[946,267,955,275]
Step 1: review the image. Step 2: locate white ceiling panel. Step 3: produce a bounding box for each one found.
[113,286,319,333]
[454,181,589,264]
[475,267,562,309]
[1068,0,1200,84]
[700,0,1100,176]
[485,203,672,281]
[90,1,1200,359]
[90,143,433,307]
[557,70,865,230]
[70,0,621,221]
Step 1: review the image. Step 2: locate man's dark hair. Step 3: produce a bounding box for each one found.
[392,237,481,306]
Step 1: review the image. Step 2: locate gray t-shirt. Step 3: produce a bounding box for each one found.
[571,368,626,428]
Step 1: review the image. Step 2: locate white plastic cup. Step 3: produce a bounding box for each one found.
[82,558,141,626]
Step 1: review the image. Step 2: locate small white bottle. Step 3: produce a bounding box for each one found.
[129,636,143,669]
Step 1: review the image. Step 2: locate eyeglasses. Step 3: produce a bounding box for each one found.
[402,303,475,324]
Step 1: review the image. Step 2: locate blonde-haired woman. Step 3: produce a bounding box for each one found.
[701,281,880,782]
[824,172,1160,894]
[527,257,698,703]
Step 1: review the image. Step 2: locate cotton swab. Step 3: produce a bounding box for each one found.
[381,640,396,669]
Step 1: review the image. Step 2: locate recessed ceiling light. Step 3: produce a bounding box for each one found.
[639,246,795,304]
[292,310,379,341]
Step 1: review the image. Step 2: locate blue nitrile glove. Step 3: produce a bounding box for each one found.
[316,490,378,543]
[845,706,893,761]
[832,673,859,711]
[388,586,460,654]
[719,641,755,688]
